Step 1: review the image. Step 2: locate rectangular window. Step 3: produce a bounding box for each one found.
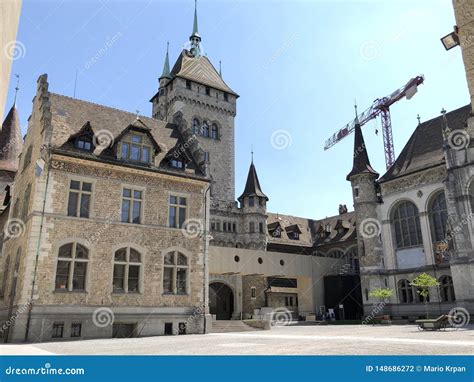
[52,322,64,338]
[177,268,187,294]
[224,92,228,101]
[71,323,82,338]
[163,267,173,293]
[259,222,264,234]
[248,197,255,207]
[186,80,192,90]
[164,323,173,335]
[169,195,187,228]
[121,188,142,224]
[233,222,236,232]
[251,287,256,299]
[205,86,210,96]
[249,222,255,233]
[67,180,92,218]
[178,322,186,335]
[113,263,125,292]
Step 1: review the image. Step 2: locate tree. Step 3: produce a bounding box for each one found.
[368,288,393,316]
[410,273,439,319]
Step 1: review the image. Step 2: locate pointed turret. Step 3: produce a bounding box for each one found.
[0,104,23,172]
[160,42,172,80]
[238,161,268,202]
[346,107,379,181]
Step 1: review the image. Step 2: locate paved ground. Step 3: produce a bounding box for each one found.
[1,324,473,355]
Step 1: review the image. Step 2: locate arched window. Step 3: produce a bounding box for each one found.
[211,124,218,139]
[1,255,11,297]
[439,275,455,302]
[429,192,448,243]
[346,247,359,273]
[192,118,200,135]
[55,243,89,291]
[392,201,422,248]
[398,279,413,303]
[202,121,210,138]
[163,251,188,295]
[113,247,142,293]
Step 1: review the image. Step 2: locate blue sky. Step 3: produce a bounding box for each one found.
[6,0,469,219]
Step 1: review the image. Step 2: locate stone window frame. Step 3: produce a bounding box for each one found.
[250,286,256,299]
[53,239,91,293]
[121,185,145,225]
[66,177,94,219]
[439,275,455,302]
[249,221,255,233]
[397,279,415,304]
[427,190,448,244]
[70,323,82,338]
[52,322,64,338]
[22,145,33,173]
[112,246,143,294]
[167,192,189,229]
[118,132,153,164]
[390,199,423,249]
[162,247,191,296]
[22,183,32,221]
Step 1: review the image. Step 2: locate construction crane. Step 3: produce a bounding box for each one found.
[324,75,425,169]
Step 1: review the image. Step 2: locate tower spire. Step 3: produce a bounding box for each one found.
[192,0,199,37]
[161,42,171,79]
[354,101,359,125]
[189,0,202,57]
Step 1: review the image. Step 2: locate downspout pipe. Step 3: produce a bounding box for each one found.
[24,147,51,342]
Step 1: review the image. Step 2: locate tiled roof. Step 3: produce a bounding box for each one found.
[0,105,23,172]
[170,51,237,95]
[238,162,268,201]
[379,104,471,183]
[48,93,206,176]
[346,121,379,181]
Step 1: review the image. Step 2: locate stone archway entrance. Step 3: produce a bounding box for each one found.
[209,282,234,320]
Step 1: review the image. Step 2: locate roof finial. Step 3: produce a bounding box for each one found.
[354,100,360,125]
[417,114,421,125]
[136,109,140,120]
[251,145,254,163]
[219,60,222,77]
[13,74,20,105]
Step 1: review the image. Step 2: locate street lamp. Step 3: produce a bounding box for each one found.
[440,27,460,51]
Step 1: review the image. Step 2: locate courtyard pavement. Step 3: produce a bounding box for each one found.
[1,324,473,355]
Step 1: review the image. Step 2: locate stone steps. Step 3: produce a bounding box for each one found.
[210,320,261,333]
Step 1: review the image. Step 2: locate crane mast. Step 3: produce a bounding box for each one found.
[324,75,424,169]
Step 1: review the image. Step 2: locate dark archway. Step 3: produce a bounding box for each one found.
[209,282,234,320]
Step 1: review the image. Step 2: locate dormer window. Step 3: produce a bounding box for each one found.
[186,80,192,90]
[120,134,151,163]
[205,86,210,96]
[224,92,229,102]
[248,196,255,207]
[171,159,185,169]
[76,137,92,151]
[288,232,299,240]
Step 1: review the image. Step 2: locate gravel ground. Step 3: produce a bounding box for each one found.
[1,324,473,355]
